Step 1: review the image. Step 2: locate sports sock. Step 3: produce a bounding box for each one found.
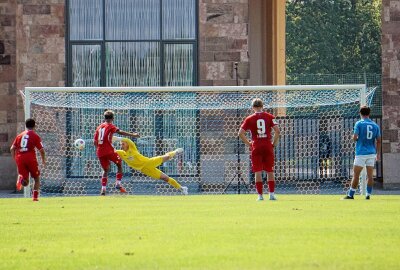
[116,173,123,186]
[255,182,263,195]
[267,181,275,193]
[366,185,373,196]
[101,177,108,190]
[33,190,39,200]
[167,177,181,190]
[348,188,356,197]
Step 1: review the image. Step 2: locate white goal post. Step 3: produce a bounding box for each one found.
[23,84,373,197]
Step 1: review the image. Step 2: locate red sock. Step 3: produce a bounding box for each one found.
[267,181,275,193]
[116,173,123,181]
[33,190,39,199]
[101,177,108,187]
[255,182,263,195]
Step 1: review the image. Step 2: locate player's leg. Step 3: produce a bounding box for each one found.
[110,153,126,193]
[254,171,264,201]
[266,172,276,200]
[365,166,374,199]
[250,149,264,201]
[99,156,110,195]
[162,148,184,162]
[160,173,188,195]
[28,160,41,201]
[32,176,40,201]
[15,157,30,191]
[343,163,364,199]
[115,162,126,192]
[141,166,188,194]
[16,174,23,191]
[251,150,264,201]
[364,155,377,199]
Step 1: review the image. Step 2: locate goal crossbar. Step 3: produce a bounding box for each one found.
[25,84,367,93]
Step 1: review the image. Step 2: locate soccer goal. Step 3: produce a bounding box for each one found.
[22,84,376,196]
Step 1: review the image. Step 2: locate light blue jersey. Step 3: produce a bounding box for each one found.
[354,118,381,156]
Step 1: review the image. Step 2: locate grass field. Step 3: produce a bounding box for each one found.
[1,195,399,270]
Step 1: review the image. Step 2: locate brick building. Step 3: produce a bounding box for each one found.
[0,0,398,189]
[382,0,400,189]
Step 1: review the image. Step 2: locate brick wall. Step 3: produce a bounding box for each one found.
[0,1,65,189]
[0,0,17,155]
[0,0,17,189]
[199,0,249,86]
[382,0,400,188]
[15,1,65,90]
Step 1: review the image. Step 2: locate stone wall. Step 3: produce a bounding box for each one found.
[15,1,65,90]
[199,0,249,86]
[382,0,400,188]
[0,0,17,189]
[0,1,65,189]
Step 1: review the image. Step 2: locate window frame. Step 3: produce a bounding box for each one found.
[66,0,199,87]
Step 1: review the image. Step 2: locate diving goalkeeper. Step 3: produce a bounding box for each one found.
[113,136,188,195]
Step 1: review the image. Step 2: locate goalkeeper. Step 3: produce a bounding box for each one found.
[113,136,188,195]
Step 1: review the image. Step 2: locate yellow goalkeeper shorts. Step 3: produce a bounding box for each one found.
[140,156,164,179]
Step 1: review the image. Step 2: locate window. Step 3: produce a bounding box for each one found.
[67,0,197,87]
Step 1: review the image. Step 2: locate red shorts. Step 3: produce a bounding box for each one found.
[98,152,122,171]
[251,143,274,173]
[15,154,40,180]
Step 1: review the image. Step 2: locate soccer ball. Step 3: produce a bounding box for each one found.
[74,139,85,150]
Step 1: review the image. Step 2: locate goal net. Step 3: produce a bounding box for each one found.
[23,85,376,196]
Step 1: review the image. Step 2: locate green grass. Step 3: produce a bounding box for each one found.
[0,195,399,270]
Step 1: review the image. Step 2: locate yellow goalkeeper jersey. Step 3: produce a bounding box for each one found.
[115,138,151,170]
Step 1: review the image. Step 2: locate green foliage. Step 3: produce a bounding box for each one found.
[286,0,382,75]
[1,195,399,269]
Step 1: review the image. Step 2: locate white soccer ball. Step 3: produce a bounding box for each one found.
[74,139,85,150]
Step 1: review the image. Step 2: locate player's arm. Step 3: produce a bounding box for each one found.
[376,136,381,161]
[10,145,16,160]
[10,137,18,160]
[272,125,280,147]
[39,148,46,166]
[93,130,99,147]
[35,137,46,166]
[238,128,251,147]
[353,122,359,141]
[116,130,140,138]
[375,126,381,161]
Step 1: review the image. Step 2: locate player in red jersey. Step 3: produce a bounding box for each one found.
[94,110,139,195]
[10,118,46,201]
[239,98,280,201]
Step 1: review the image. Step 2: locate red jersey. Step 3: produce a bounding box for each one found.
[241,112,277,148]
[94,122,119,157]
[12,130,43,158]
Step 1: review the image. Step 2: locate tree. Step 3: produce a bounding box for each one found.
[286,0,381,75]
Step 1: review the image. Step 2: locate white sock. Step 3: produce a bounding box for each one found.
[116,180,121,186]
[101,186,106,191]
[269,192,275,196]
